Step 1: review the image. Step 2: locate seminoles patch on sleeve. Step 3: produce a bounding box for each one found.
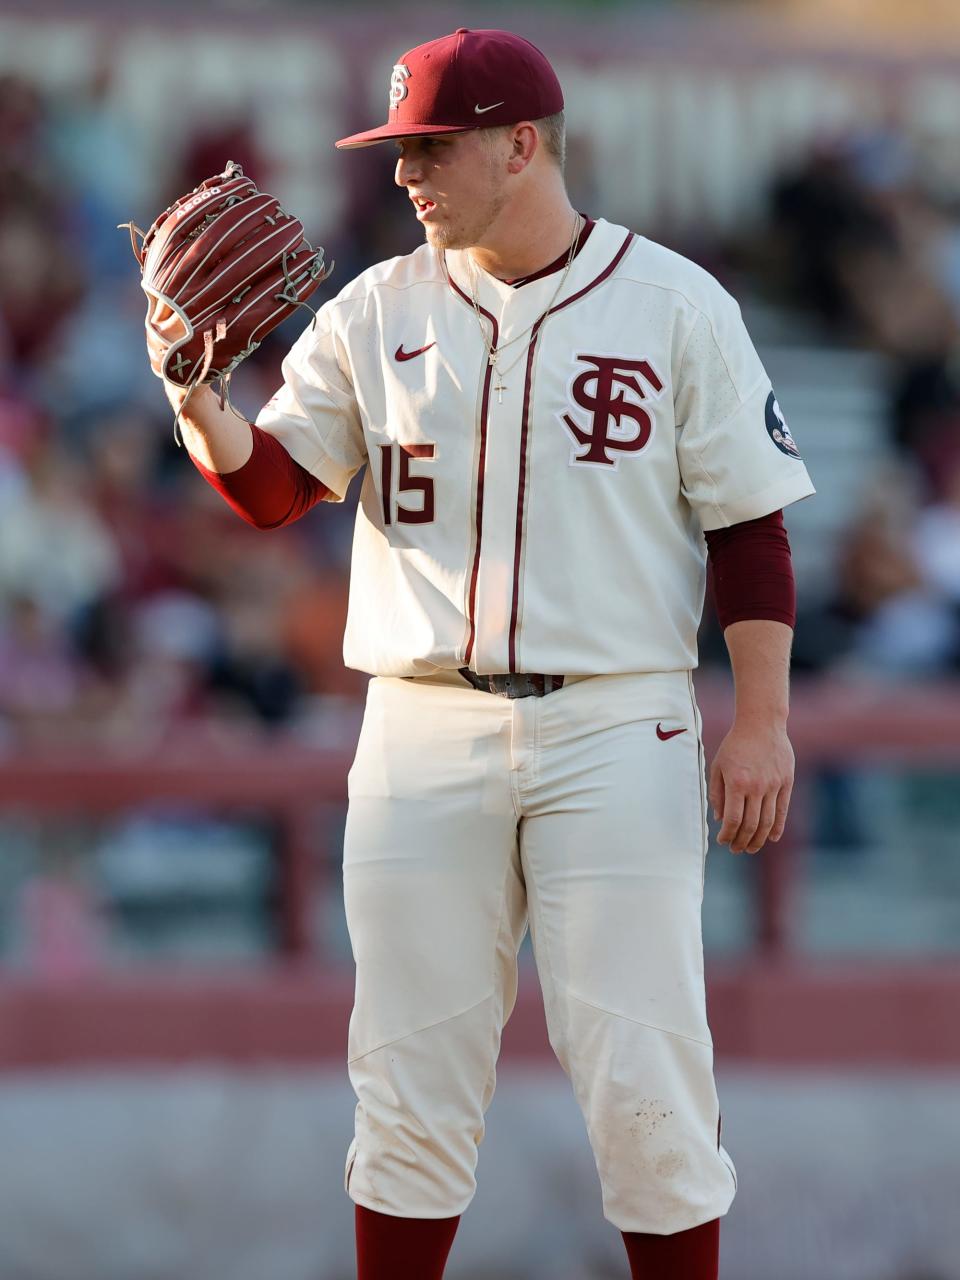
[765,390,801,459]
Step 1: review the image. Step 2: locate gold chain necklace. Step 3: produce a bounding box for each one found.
[446,212,582,404]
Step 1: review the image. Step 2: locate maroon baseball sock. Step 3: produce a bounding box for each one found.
[355,1204,460,1279]
[621,1218,719,1279]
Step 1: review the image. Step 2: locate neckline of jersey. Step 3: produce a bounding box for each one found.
[502,215,595,289]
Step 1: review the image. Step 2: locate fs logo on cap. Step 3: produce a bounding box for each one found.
[389,64,411,109]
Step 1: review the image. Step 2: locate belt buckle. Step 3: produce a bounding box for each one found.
[491,673,542,699]
[459,669,564,698]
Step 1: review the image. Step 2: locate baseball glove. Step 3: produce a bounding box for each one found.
[120,161,331,442]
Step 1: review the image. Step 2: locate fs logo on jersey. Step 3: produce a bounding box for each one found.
[560,355,664,468]
[765,390,801,459]
[389,65,411,109]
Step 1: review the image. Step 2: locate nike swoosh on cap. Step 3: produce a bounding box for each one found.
[656,723,688,741]
[474,101,505,114]
[395,342,436,362]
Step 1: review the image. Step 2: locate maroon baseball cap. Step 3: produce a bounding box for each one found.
[335,28,564,150]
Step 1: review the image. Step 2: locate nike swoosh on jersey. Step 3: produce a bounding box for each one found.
[655,723,688,741]
[395,342,436,362]
[474,101,505,114]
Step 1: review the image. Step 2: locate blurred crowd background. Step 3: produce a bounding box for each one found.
[2,2,960,958]
[4,17,960,752]
[1,4,960,1279]
[0,67,367,749]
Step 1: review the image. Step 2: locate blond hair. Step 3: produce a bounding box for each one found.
[481,111,566,171]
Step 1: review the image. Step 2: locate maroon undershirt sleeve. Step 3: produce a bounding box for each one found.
[188,422,330,530]
[704,509,796,630]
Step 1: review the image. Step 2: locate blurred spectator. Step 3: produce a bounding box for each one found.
[764,124,960,502]
[279,555,368,700]
[127,589,220,720]
[177,115,268,195]
[0,593,81,735]
[11,840,107,979]
[767,126,959,354]
[203,537,308,727]
[0,76,86,370]
[768,136,889,330]
[85,407,184,598]
[793,471,960,677]
[36,280,161,434]
[0,184,84,370]
[45,60,152,284]
[0,73,44,178]
[913,443,960,604]
[0,440,121,625]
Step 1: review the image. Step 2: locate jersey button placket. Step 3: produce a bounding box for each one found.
[496,292,536,676]
[461,274,503,673]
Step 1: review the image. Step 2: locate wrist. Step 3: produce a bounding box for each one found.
[732,704,789,733]
[164,380,208,412]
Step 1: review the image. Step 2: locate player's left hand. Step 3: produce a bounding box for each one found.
[708,721,795,854]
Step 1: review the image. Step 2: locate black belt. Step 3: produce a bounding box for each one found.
[458,669,565,698]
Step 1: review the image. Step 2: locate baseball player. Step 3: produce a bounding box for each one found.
[163,28,814,1280]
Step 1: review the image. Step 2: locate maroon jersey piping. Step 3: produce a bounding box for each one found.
[444,270,498,667]
[508,230,637,671]
[506,217,596,289]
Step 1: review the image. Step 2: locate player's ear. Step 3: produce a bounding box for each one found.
[505,122,539,174]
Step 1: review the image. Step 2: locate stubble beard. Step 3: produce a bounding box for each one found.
[422,187,507,254]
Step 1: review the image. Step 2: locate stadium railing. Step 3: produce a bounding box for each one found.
[1,676,959,1070]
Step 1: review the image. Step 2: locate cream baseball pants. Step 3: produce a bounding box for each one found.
[342,669,737,1233]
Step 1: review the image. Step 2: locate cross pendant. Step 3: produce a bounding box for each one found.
[494,376,506,404]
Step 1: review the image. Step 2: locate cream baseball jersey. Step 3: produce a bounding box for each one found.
[256,218,815,676]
